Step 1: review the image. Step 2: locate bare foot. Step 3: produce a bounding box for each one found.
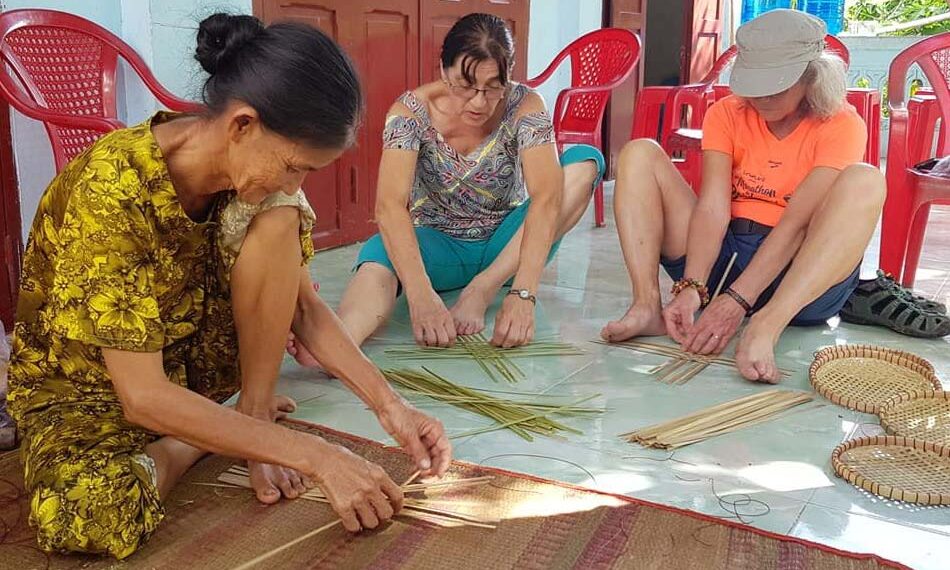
[450,283,497,336]
[145,437,209,498]
[600,303,667,342]
[235,395,315,503]
[286,332,324,369]
[286,282,325,369]
[735,318,782,383]
[271,394,297,421]
[247,461,314,504]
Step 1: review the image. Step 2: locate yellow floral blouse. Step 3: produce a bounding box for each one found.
[6,112,315,559]
[8,112,315,426]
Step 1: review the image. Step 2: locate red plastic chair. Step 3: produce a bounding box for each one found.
[659,35,860,191]
[0,9,201,172]
[880,32,950,287]
[525,28,641,227]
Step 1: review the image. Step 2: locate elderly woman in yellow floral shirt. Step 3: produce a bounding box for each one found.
[7,14,450,559]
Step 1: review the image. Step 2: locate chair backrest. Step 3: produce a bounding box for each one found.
[887,32,950,168]
[667,34,853,141]
[700,34,850,85]
[559,28,641,133]
[0,9,199,171]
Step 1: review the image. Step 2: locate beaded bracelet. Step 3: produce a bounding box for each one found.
[671,278,710,307]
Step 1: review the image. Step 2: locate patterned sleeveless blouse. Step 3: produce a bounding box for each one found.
[382,83,556,241]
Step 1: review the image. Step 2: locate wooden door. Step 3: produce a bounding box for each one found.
[605,0,646,179]
[256,0,418,250]
[256,1,354,250]
[682,0,723,83]
[420,0,475,84]
[420,0,530,84]
[348,1,420,240]
[0,100,21,328]
[257,0,529,249]
[477,0,530,82]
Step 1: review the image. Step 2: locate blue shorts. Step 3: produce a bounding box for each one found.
[356,144,606,292]
[661,229,860,326]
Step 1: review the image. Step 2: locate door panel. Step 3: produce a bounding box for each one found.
[349,1,420,240]
[258,1,350,250]
[606,0,646,179]
[684,0,723,83]
[420,0,474,84]
[420,1,529,83]
[478,0,530,82]
[0,99,19,328]
[255,0,529,250]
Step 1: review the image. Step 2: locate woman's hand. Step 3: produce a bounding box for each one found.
[376,399,452,478]
[491,295,535,348]
[407,289,457,347]
[662,289,702,344]
[307,441,404,532]
[682,294,745,355]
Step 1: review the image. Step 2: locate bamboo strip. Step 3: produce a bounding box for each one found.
[629,392,780,439]
[232,519,342,570]
[226,465,500,570]
[219,469,498,527]
[712,252,738,300]
[672,361,709,385]
[622,390,813,449]
[383,368,601,441]
[223,465,494,496]
[385,337,585,384]
[595,339,793,378]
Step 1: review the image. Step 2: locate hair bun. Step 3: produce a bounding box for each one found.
[195,13,264,75]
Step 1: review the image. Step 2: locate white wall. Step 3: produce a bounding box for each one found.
[526,0,603,110]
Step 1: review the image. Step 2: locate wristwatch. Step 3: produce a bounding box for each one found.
[507,288,537,305]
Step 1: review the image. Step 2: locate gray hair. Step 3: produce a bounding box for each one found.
[799,54,848,119]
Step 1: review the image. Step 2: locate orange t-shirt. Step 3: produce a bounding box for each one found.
[701,95,867,227]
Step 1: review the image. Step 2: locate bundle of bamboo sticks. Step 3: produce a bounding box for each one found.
[385,334,584,383]
[621,390,814,449]
[384,367,601,441]
[596,339,792,384]
[218,465,499,529]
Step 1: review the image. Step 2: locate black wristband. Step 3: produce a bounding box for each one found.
[723,286,753,314]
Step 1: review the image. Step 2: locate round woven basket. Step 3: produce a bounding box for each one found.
[832,435,950,505]
[809,345,940,413]
[879,390,950,446]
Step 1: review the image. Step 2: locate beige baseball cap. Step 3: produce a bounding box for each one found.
[729,9,826,98]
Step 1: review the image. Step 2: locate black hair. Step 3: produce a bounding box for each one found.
[440,13,514,86]
[195,13,362,149]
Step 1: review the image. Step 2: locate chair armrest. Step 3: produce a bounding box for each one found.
[525,50,570,89]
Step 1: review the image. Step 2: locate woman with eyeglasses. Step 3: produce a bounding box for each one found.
[288,13,605,356]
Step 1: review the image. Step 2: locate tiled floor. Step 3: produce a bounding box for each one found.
[278,184,950,570]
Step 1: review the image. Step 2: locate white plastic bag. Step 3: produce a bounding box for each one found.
[0,319,14,449]
[932,155,950,177]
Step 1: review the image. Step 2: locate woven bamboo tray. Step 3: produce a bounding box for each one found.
[879,390,950,446]
[809,345,940,413]
[832,435,950,505]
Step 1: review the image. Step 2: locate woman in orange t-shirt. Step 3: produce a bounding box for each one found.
[601,10,885,383]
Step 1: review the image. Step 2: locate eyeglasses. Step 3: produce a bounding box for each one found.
[443,79,507,102]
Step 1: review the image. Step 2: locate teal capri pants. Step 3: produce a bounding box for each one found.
[356,144,605,292]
